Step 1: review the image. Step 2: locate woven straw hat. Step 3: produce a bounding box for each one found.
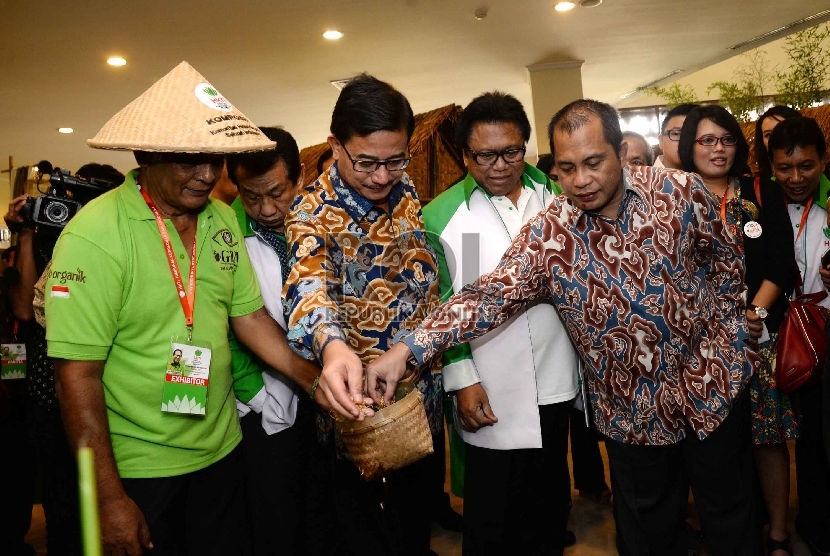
[88,61,275,154]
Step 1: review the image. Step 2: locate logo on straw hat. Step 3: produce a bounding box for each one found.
[195,83,233,112]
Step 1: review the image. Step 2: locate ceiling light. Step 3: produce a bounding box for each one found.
[554,2,575,11]
[474,7,488,20]
[727,9,830,50]
[580,0,602,7]
[619,69,684,99]
[107,57,127,66]
[58,128,74,134]
[323,30,343,40]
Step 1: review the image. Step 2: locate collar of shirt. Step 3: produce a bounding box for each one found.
[121,169,215,227]
[328,162,407,222]
[814,173,830,210]
[231,196,257,238]
[780,172,830,210]
[462,162,558,209]
[571,167,640,223]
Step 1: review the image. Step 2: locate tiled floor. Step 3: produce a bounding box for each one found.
[23,440,814,555]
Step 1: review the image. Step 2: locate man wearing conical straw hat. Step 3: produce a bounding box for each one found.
[45,61,329,555]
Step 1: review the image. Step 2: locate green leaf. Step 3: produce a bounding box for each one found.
[823,228,830,239]
[203,86,218,97]
[195,349,202,356]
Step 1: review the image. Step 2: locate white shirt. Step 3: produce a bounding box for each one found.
[789,201,830,310]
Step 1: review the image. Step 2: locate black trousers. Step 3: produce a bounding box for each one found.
[121,445,250,556]
[426,425,451,514]
[29,404,81,556]
[794,384,830,539]
[569,405,608,494]
[0,379,36,556]
[462,401,571,556]
[239,397,313,556]
[605,392,759,556]
[304,430,436,556]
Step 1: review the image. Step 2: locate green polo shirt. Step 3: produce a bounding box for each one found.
[46,169,263,478]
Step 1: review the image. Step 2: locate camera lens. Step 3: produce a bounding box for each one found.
[44,201,70,224]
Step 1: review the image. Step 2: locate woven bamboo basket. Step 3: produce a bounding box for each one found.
[336,388,433,482]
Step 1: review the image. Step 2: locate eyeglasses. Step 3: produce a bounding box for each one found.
[695,135,738,147]
[662,128,682,141]
[340,144,411,173]
[466,146,526,166]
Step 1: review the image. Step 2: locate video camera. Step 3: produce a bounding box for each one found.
[21,160,117,228]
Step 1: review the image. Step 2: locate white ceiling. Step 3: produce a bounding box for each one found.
[2,0,829,175]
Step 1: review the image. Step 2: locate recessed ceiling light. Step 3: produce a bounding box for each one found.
[58,128,74,134]
[107,57,127,66]
[580,0,602,7]
[554,2,575,11]
[323,30,343,40]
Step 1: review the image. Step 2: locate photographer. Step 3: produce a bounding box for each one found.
[4,163,123,556]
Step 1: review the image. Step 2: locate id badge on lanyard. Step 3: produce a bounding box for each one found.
[1,321,26,380]
[162,337,212,415]
[139,185,213,416]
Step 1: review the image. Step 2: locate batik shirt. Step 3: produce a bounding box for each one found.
[403,167,759,446]
[284,164,443,437]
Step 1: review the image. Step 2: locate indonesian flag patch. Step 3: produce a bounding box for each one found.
[51,285,70,298]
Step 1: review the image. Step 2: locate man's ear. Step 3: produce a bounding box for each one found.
[618,141,629,166]
[296,163,307,189]
[327,136,340,161]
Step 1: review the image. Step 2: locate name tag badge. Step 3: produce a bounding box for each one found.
[744,221,762,239]
[161,338,212,416]
[1,343,26,380]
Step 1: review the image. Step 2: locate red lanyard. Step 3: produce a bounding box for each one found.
[795,198,812,241]
[719,191,729,224]
[139,186,197,338]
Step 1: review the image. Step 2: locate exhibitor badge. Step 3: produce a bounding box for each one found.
[161,341,212,416]
[1,344,27,380]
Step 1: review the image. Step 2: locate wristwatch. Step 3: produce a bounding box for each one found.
[748,304,769,320]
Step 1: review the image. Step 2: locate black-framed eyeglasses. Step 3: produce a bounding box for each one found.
[695,135,738,147]
[466,146,526,166]
[341,144,411,173]
[662,128,682,141]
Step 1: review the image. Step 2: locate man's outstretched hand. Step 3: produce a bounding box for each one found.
[366,342,413,407]
[319,340,375,420]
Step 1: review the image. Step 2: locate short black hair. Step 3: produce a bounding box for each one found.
[226,127,301,186]
[768,116,827,161]
[455,92,531,151]
[661,103,698,133]
[76,163,125,185]
[330,74,415,144]
[72,163,124,204]
[622,131,654,165]
[548,99,623,160]
[755,105,801,179]
[679,105,749,178]
[316,147,333,176]
[536,153,555,175]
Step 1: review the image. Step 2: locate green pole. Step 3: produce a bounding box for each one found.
[78,447,102,556]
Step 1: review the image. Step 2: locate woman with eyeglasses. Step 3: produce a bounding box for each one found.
[680,104,797,555]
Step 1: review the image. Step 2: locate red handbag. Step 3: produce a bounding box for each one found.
[775,290,830,393]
